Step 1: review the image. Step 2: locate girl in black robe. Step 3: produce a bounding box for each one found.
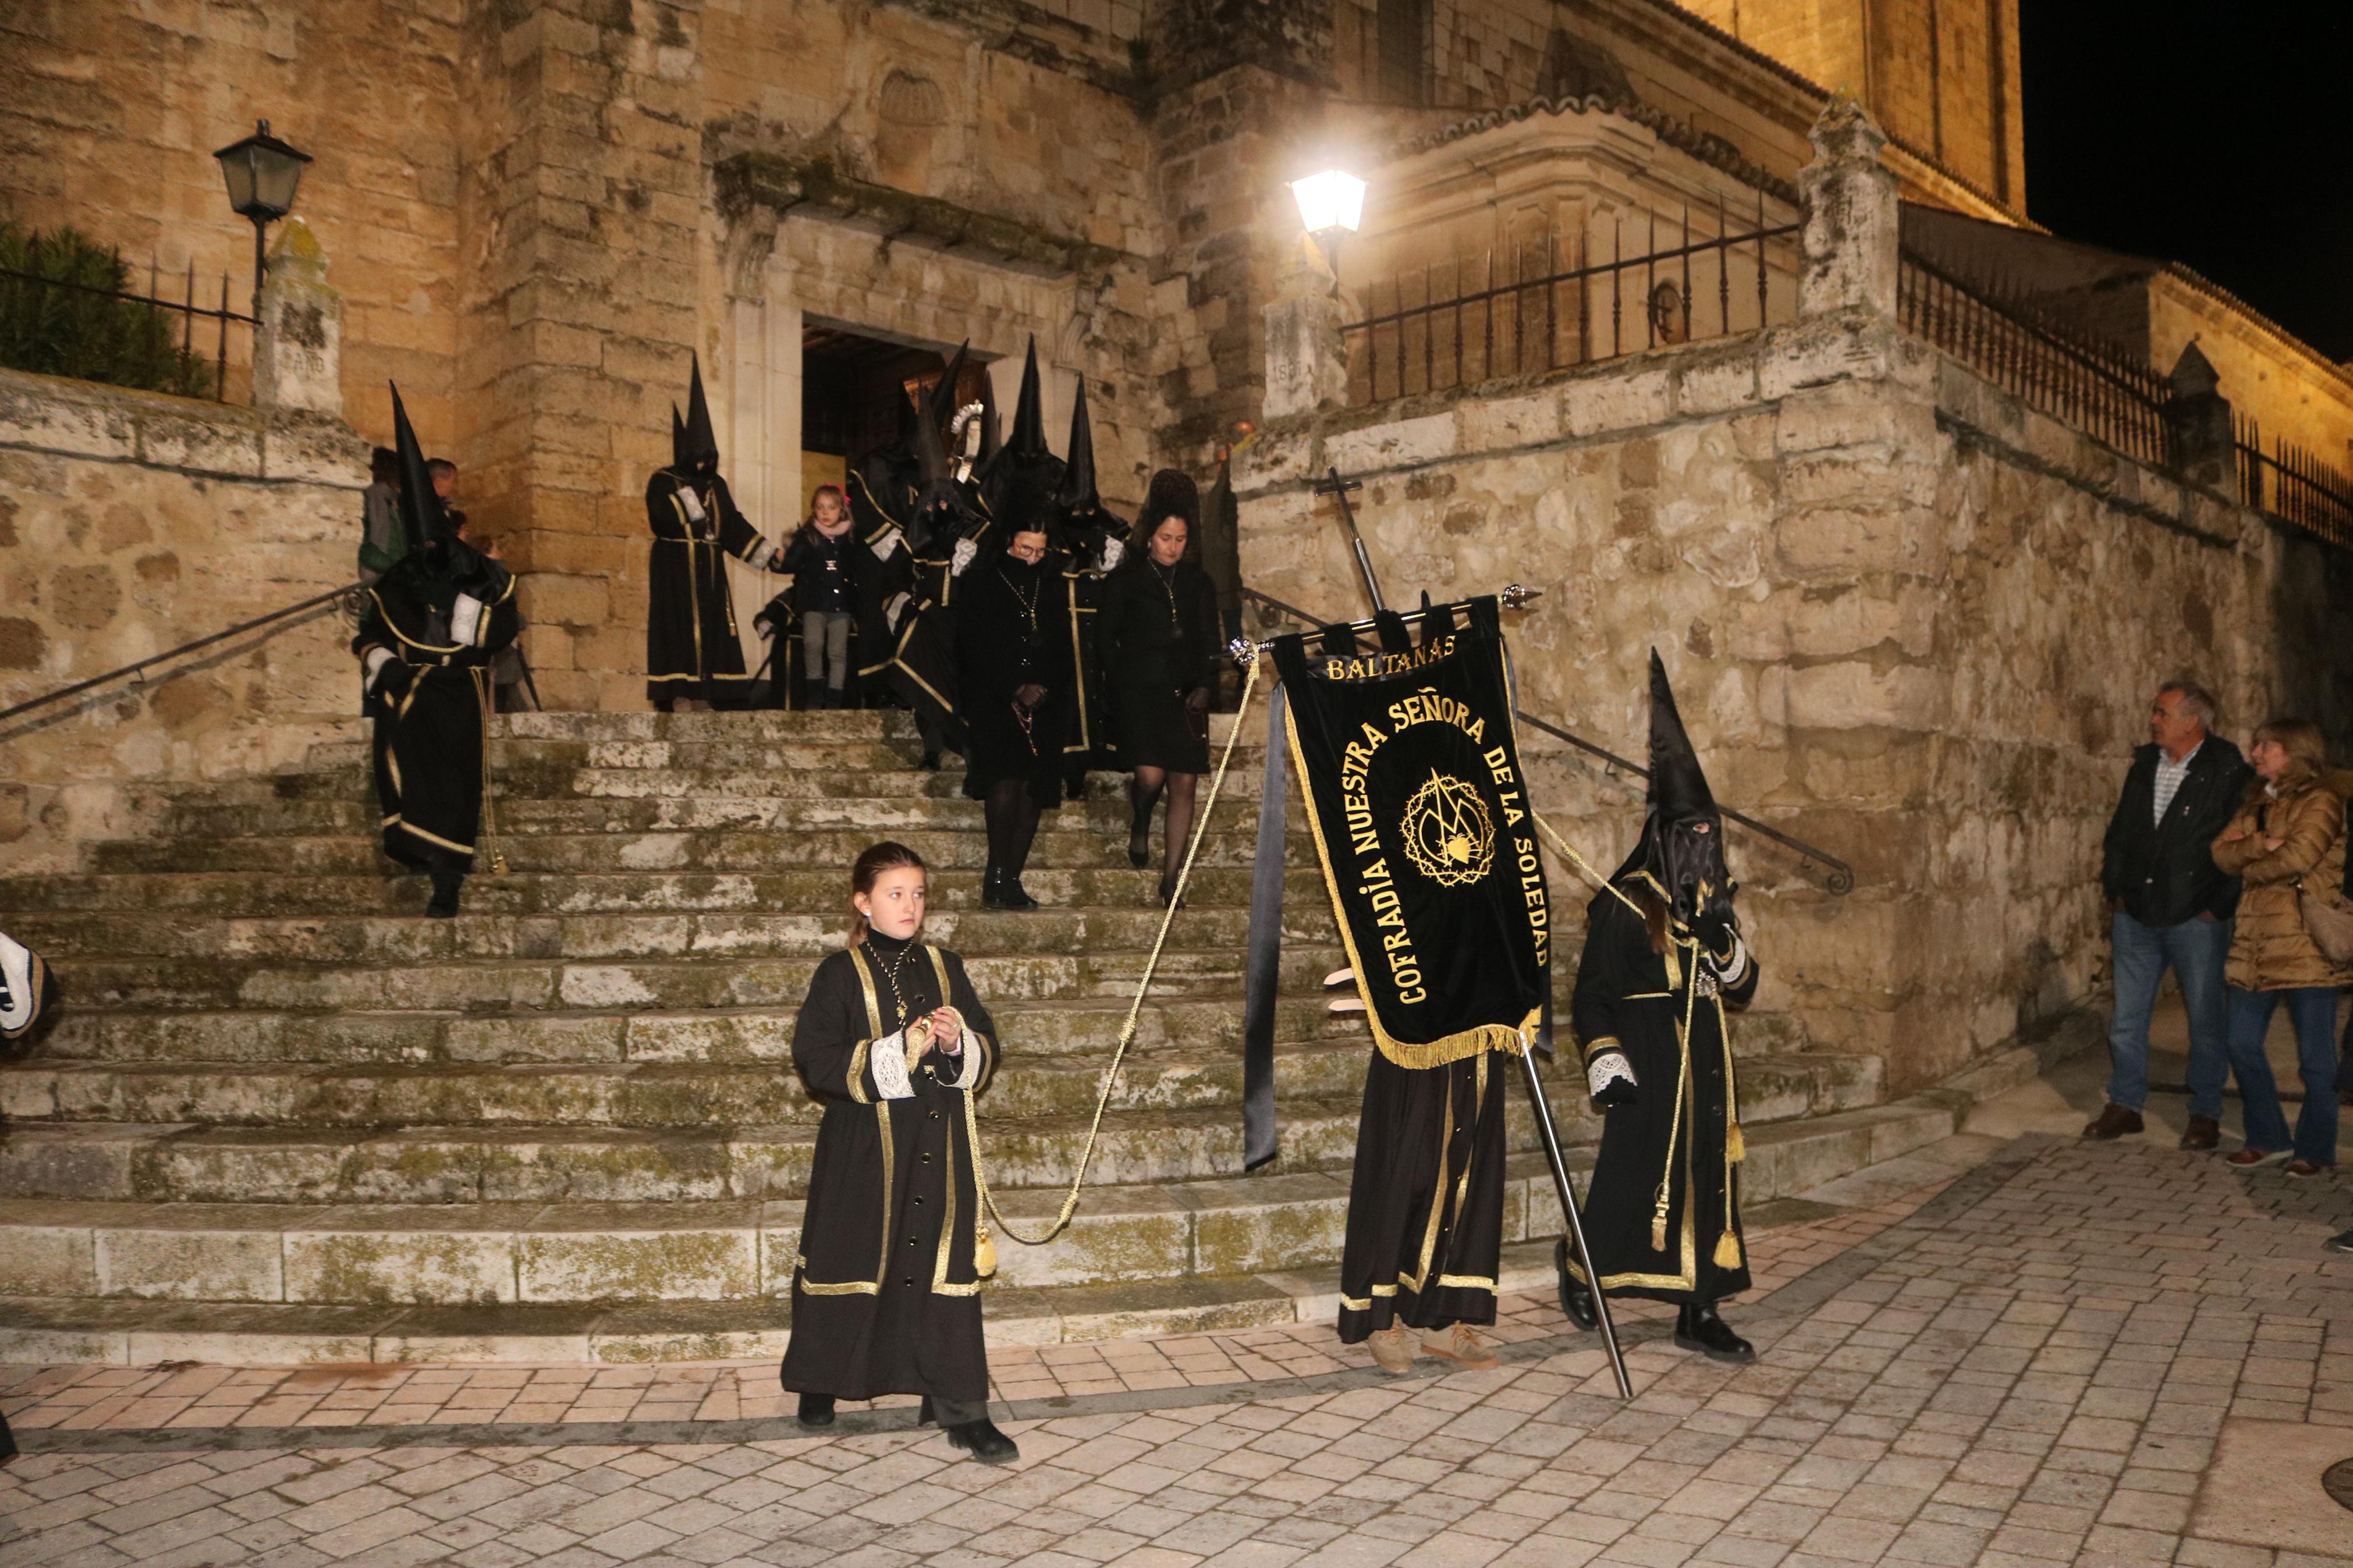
[954,527,1074,911]
[1100,471,1223,906]
[782,841,1017,1463]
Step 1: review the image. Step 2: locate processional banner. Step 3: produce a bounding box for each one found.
[1269,597,1551,1070]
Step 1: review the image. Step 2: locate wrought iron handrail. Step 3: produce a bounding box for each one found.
[0,580,364,728]
[1237,586,1857,895]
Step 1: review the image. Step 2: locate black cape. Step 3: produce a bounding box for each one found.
[1337,1044,1514,1343]
[781,937,1000,1406]
[646,467,773,706]
[352,555,523,874]
[1099,557,1221,774]
[954,551,1074,806]
[1567,876,1759,1306]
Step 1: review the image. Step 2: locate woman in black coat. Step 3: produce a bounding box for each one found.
[954,524,1074,909]
[1099,471,1223,905]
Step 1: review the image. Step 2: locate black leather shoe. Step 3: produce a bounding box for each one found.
[426,871,463,919]
[943,1417,1020,1464]
[796,1393,835,1428]
[981,868,1016,909]
[1000,876,1039,911]
[1674,1302,1755,1364]
[1556,1238,1598,1331]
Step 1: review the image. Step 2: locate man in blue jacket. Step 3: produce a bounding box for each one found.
[2088,681,2252,1149]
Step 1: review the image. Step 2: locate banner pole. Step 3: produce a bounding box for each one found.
[1240,680,1289,1170]
[1517,1046,1634,1399]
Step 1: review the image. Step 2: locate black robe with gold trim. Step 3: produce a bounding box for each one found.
[781,937,1000,1406]
[352,559,522,876]
[1337,1040,1516,1343]
[645,467,774,706]
[1566,877,1759,1306]
[956,550,1074,807]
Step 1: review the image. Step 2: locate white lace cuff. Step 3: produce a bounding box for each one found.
[363,647,394,690]
[450,593,485,646]
[869,1031,915,1100]
[0,933,36,1034]
[1098,538,1126,572]
[951,538,978,577]
[1704,934,1751,990]
[1586,1051,1638,1098]
[678,487,708,524]
[872,527,904,561]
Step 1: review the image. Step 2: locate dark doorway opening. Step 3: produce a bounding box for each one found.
[801,322,990,468]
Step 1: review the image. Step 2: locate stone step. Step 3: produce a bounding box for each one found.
[5,902,1341,963]
[85,824,1308,876]
[0,1047,1876,1132]
[30,995,1380,1065]
[0,865,1328,918]
[158,783,1277,840]
[0,1095,1964,1360]
[35,941,1355,1011]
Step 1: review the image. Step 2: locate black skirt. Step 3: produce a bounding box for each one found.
[1111,680,1209,774]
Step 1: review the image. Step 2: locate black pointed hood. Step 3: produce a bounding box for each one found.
[679,353,718,471]
[910,376,979,547]
[389,382,452,553]
[1639,649,1732,924]
[975,367,1001,465]
[1006,336,1048,458]
[1055,379,1098,514]
[669,404,688,469]
[930,340,970,429]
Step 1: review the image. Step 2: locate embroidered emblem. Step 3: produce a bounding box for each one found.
[1400,771,1495,886]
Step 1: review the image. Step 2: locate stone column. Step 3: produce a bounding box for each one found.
[1797,93,1899,318]
[251,217,342,416]
[2164,340,2236,493]
[1261,234,1348,418]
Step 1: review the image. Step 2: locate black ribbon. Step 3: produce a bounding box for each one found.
[1241,679,1288,1170]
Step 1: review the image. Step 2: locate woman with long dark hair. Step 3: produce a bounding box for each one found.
[780,840,1018,1463]
[955,524,1074,909]
[1100,470,1223,906]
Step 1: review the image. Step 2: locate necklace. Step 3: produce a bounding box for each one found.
[863,937,918,1029]
[998,566,1040,641]
[1152,560,1180,632]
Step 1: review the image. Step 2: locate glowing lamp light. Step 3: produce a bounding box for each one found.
[1290,169,1367,240]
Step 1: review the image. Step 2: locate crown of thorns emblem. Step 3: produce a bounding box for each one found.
[1399,771,1495,886]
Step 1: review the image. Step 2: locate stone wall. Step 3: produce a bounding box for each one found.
[0,370,367,874]
[1231,111,2353,1095]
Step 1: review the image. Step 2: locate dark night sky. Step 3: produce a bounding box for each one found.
[2020,1,2353,364]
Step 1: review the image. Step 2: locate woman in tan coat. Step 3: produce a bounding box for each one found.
[2210,717,2350,1176]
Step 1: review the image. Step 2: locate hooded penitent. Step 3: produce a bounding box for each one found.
[1639,649,1733,928]
[1051,378,1124,553]
[1135,468,1199,549]
[388,383,500,593]
[978,337,1064,536]
[1195,447,1244,614]
[673,353,719,474]
[911,368,977,547]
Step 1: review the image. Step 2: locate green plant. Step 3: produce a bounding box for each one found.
[0,221,219,398]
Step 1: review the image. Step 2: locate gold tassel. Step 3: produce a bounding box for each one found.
[1714,1232,1743,1270]
[1649,1207,1669,1251]
[973,1220,998,1278]
[1726,1119,1745,1163]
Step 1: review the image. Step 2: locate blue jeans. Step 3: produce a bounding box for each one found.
[2106,909,2233,1115]
[2225,986,2345,1164]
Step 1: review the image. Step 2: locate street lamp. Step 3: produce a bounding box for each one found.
[1289,168,1367,271]
[212,119,313,323]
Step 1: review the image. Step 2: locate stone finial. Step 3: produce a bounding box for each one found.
[2164,339,2234,493]
[1798,92,1898,318]
[1262,233,1350,418]
[253,215,343,416]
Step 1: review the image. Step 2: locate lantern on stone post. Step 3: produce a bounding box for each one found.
[1290,169,1368,280]
[212,119,313,323]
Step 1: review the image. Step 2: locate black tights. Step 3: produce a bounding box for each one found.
[985,778,1043,881]
[1130,767,1200,898]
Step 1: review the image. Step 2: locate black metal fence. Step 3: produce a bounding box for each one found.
[2236,415,2353,549]
[1896,251,2174,470]
[1341,198,1799,404]
[0,241,250,402]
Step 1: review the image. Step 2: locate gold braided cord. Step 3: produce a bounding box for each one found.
[1529,808,1644,920]
[966,654,1265,1249]
[474,666,509,876]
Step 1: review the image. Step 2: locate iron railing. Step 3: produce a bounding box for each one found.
[1897,250,2173,470]
[1236,587,1855,894]
[0,243,251,403]
[2235,414,2353,549]
[1341,199,1800,405]
[0,581,363,735]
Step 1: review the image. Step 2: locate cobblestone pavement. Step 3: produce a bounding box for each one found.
[6,1126,2353,1567]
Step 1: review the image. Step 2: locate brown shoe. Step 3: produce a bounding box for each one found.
[2178,1115,2220,1152]
[2285,1160,2328,1180]
[2082,1104,2143,1140]
[1367,1324,1417,1375]
[1421,1323,1499,1372]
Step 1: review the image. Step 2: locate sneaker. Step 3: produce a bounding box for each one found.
[2178,1115,2220,1152]
[2226,1147,2288,1169]
[2324,1229,2353,1254]
[1367,1324,1417,1374]
[1420,1324,1499,1372]
[2285,1160,2329,1180]
[2081,1104,2143,1140]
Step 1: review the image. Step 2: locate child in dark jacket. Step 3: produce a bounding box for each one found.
[779,485,860,709]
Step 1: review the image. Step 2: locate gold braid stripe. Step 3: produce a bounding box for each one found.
[963,654,1264,1249]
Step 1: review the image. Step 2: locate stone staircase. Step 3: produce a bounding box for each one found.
[0,709,1964,1366]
